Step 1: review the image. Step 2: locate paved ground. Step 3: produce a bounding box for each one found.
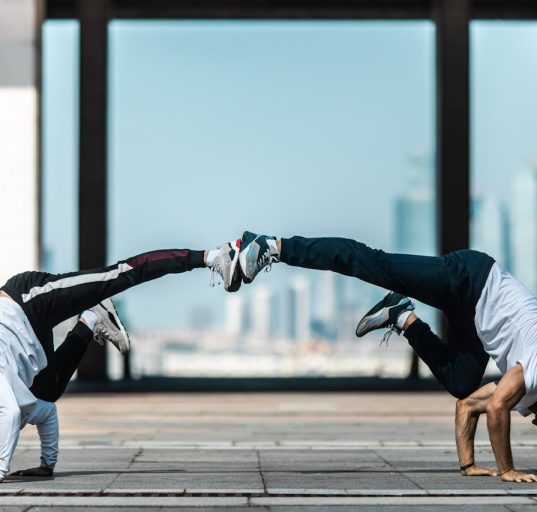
[3,392,537,510]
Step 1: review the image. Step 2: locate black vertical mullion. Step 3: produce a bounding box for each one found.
[435,0,470,255]
[435,0,470,357]
[77,0,109,381]
[409,0,470,379]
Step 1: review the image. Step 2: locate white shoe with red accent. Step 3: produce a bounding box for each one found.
[209,240,242,292]
[90,298,130,354]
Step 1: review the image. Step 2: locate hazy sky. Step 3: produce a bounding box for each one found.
[42,20,536,330]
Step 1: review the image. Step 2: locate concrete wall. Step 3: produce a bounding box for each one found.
[0,0,40,284]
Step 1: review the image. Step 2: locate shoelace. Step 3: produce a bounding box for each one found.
[380,326,400,346]
[93,324,110,345]
[210,259,224,287]
[257,250,277,274]
[210,268,221,287]
[94,324,123,346]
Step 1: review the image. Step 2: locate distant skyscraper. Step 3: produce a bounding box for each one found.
[512,166,537,292]
[313,271,341,340]
[287,276,311,341]
[471,196,511,269]
[395,188,434,256]
[225,294,245,337]
[251,285,272,340]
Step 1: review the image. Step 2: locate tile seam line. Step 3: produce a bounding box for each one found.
[103,446,144,493]
[372,447,424,492]
[256,449,268,495]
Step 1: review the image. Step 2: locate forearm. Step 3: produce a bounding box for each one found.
[455,403,479,467]
[28,400,58,469]
[37,421,58,468]
[455,382,497,471]
[38,423,58,469]
[482,365,536,482]
[487,405,514,474]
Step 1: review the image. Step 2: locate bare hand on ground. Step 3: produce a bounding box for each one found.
[500,469,537,482]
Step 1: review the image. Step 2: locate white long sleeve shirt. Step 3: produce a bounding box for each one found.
[0,298,51,479]
[0,374,59,478]
[23,398,59,469]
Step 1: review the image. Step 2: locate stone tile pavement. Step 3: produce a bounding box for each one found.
[2,392,537,510]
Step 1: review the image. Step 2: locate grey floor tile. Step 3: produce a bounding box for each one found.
[108,471,264,492]
[130,461,259,471]
[265,508,512,512]
[264,471,420,491]
[28,509,266,512]
[135,449,258,463]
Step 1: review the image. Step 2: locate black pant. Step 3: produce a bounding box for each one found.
[281,236,495,399]
[29,322,94,401]
[1,249,205,401]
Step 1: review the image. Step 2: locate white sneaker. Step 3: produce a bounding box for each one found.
[90,298,130,355]
[209,240,242,292]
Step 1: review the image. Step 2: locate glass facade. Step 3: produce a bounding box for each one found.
[470,22,537,378]
[471,22,537,291]
[41,20,79,275]
[108,21,436,377]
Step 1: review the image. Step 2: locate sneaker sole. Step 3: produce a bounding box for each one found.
[239,245,257,284]
[355,298,412,338]
[239,231,260,284]
[356,307,391,337]
[101,298,130,354]
[226,240,242,292]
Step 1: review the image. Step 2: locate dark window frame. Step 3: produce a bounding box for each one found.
[41,0,537,386]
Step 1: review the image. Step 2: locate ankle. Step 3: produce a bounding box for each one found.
[403,312,417,331]
[205,249,219,268]
[80,310,98,331]
[267,238,280,259]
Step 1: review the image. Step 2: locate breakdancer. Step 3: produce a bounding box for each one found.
[236,231,537,483]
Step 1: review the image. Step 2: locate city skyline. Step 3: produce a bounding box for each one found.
[42,20,537,339]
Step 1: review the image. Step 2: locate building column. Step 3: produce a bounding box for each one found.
[77,0,109,380]
[435,0,470,254]
[409,0,470,379]
[0,0,41,284]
